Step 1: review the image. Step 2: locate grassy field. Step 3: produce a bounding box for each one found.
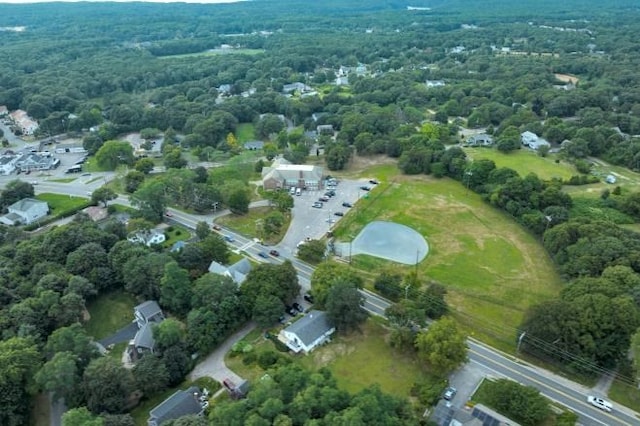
[163,224,191,249]
[36,192,90,214]
[608,379,640,413]
[216,206,291,245]
[236,123,256,142]
[84,290,136,340]
[463,147,576,180]
[157,48,265,59]
[48,177,77,183]
[332,169,563,349]
[226,319,438,398]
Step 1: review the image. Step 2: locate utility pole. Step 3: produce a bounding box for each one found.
[517,331,526,352]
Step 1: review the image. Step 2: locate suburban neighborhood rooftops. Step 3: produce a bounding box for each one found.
[135,300,163,321]
[133,323,155,350]
[284,310,333,347]
[148,386,203,425]
[9,198,47,213]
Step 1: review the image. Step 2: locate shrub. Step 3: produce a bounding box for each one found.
[242,352,257,365]
[257,351,279,369]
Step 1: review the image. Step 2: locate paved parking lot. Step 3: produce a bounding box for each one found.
[276,178,374,256]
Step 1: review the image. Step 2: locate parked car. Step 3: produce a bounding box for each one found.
[587,396,612,412]
[224,235,234,242]
[324,190,336,197]
[312,201,323,208]
[369,179,379,184]
[360,185,371,191]
[285,305,297,316]
[269,249,280,257]
[303,293,314,303]
[258,252,268,259]
[443,387,457,401]
[212,224,222,231]
[319,196,329,202]
[342,202,352,208]
[164,211,173,217]
[292,302,304,313]
[334,211,344,217]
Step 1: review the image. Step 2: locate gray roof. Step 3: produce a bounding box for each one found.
[148,386,203,425]
[208,258,252,284]
[135,301,162,321]
[244,140,264,150]
[133,323,155,350]
[9,198,47,213]
[284,310,333,347]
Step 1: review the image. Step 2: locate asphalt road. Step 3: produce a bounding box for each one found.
[1,172,638,424]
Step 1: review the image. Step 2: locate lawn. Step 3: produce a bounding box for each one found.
[463,147,577,180]
[332,171,564,350]
[217,206,291,245]
[157,48,265,59]
[48,177,77,183]
[84,290,136,340]
[236,123,256,142]
[162,224,191,249]
[608,378,640,413]
[36,192,90,215]
[226,319,436,398]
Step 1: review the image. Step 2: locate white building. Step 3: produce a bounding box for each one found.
[278,310,335,354]
[127,229,166,247]
[0,198,49,225]
[521,131,551,150]
[0,155,17,175]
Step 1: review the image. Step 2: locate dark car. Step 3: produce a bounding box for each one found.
[369,179,379,184]
[342,202,352,208]
[319,196,329,202]
[334,211,344,217]
[324,190,336,197]
[303,293,314,303]
[165,211,173,217]
[285,305,297,316]
[360,185,371,191]
[269,249,280,257]
[258,252,268,259]
[212,224,222,231]
[292,302,304,313]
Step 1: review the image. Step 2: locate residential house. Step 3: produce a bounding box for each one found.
[316,124,334,135]
[465,134,494,147]
[0,198,48,225]
[128,322,157,362]
[208,258,252,285]
[15,153,59,172]
[429,400,521,426]
[147,386,205,426]
[262,157,324,190]
[9,109,38,135]
[243,140,264,151]
[0,155,17,175]
[127,229,166,247]
[278,310,335,354]
[335,76,349,86]
[282,82,312,94]
[521,131,551,150]
[426,80,446,88]
[134,300,165,328]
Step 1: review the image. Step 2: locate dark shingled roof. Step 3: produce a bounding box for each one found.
[148,386,202,425]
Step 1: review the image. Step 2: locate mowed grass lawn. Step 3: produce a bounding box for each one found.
[85,290,136,340]
[463,147,576,180]
[333,172,563,349]
[36,192,90,214]
[236,123,256,142]
[217,206,291,245]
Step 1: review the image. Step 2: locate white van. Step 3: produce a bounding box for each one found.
[290,187,296,195]
[296,187,302,196]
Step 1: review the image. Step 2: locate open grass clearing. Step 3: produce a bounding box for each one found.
[226,319,436,398]
[332,171,563,350]
[84,289,136,340]
[463,147,576,180]
[48,177,77,183]
[570,197,634,224]
[609,379,640,413]
[36,192,90,214]
[162,224,191,249]
[236,123,256,142]
[217,206,291,245]
[157,48,265,59]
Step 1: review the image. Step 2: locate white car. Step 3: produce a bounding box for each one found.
[587,396,612,412]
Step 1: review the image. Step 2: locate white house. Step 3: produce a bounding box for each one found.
[278,310,335,354]
[0,155,17,175]
[465,134,493,147]
[262,158,324,191]
[426,80,446,88]
[208,258,252,285]
[127,229,166,247]
[0,198,48,225]
[521,131,551,150]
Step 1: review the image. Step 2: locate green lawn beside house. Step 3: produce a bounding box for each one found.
[84,290,136,340]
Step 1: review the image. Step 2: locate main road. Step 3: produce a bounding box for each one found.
[3,177,639,425]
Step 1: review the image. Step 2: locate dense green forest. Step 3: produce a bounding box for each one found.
[3,0,640,424]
